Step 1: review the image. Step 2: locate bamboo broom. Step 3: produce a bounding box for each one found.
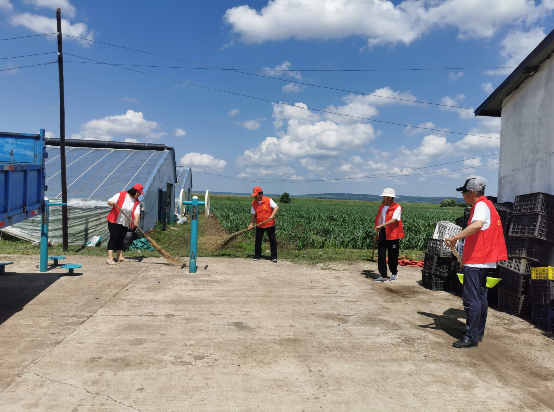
[115,206,182,266]
[211,218,274,251]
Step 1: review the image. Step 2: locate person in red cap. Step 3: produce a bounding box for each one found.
[105,184,144,265]
[247,186,279,262]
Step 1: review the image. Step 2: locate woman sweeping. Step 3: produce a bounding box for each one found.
[106,184,144,265]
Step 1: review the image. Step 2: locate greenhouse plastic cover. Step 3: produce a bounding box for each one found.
[1,199,112,246]
[45,146,166,201]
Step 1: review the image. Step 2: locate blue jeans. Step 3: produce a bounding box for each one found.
[462,266,489,342]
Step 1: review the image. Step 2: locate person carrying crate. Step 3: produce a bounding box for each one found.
[445,178,507,348]
[374,188,404,282]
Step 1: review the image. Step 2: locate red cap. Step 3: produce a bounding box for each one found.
[251,186,263,196]
[132,184,145,196]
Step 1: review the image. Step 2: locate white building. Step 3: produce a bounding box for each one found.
[475,29,554,203]
[476,28,554,265]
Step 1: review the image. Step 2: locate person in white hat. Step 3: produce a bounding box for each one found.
[373,188,405,282]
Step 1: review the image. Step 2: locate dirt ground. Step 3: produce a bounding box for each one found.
[0,254,553,412]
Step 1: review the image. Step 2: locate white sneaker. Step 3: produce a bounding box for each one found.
[389,275,398,281]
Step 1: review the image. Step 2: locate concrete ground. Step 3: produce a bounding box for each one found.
[0,254,553,412]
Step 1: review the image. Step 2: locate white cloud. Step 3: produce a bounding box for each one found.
[0,0,13,11]
[282,83,306,93]
[243,165,295,176]
[449,71,464,81]
[180,153,227,170]
[440,94,474,119]
[324,87,418,124]
[233,118,266,131]
[174,128,187,137]
[300,157,331,172]
[1,62,18,75]
[23,0,76,18]
[10,12,94,44]
[122,97,139,103]
[124,138,138,143]
[289,174,305,181]
[262,61,301,79]
[487,27,546,75]
[45,131,55,138]
[463,156,482,167]
[220,40,234,50]
[71,110,166,141]
[224,0,543,46]
[227,109,240,116]
[481,82,494,94]
[404,122,447,137]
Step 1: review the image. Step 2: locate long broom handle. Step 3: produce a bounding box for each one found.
[446,240,463,264]
[114,205,149,239]
[248,217,274,230]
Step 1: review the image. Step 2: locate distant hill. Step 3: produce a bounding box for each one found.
[209,192,464,204]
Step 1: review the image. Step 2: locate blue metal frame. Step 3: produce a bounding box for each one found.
[40,200,66,272]
[182,196,205,273]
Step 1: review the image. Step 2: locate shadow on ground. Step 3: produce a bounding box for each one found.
[0,272,59,326]
[418,308,467,339]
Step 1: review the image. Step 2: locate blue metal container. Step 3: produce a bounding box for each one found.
[0,130,46,229]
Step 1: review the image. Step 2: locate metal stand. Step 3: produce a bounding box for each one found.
[182,196,205,273]
[40,199,67,272]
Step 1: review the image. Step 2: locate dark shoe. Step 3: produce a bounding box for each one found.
[478,334,484,342]
[253,257,260,261]
[272,258,277,263]
[453,336,478,348]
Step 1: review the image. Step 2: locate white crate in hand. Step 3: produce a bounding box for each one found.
[433,221,462,240]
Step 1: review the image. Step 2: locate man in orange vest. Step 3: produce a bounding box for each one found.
[248,186,279,262]
[374,188,405,282]
[445,178,507,348]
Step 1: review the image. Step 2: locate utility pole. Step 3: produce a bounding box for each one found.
[56,8,69,251]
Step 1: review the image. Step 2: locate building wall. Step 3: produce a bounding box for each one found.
[499,55,554,265]
[499,54,554,203]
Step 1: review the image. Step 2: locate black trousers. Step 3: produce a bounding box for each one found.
[462,266,489,343]
[377,228,399,277]
[107,222,128,251]
[255,225,277,259]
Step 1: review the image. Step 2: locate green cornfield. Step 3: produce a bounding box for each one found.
[211,200,463,252]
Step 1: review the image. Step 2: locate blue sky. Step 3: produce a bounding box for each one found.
[1,0,553,198]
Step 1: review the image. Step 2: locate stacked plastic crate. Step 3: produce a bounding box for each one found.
[530,267,554,332]
[501,193,554,318]
[421,222,461,291]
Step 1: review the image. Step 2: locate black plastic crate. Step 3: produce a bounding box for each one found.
[531,305,554,332]
[505,237,553,265]
[426,238,452,258]
[508,214,554,242]
[455,216,466,229]
[513,192,554,216]
[493,203,513,235]
[421,271,447,291]
[498,267,530,296]
[488,287,499,307]
[497,258,532,275]
[529,279,554,306]
[423,252,437,273]
[498,287,530,316]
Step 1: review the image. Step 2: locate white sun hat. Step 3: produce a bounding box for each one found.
[380,188,398,198]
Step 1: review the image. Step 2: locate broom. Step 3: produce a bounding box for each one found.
[115,205,182,266]
[211,218,274,251]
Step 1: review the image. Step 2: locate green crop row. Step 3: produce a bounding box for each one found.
[211,201,463,251]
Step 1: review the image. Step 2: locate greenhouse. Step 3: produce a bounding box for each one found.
[2,139,189,246]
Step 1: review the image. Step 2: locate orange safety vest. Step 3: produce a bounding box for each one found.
[252,196,275,229]
[463,197,508,265]
[374,201,405,240]
[106,191,139,228]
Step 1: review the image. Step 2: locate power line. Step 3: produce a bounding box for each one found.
[66,53,499,140]
[191,161,499,184]
[0,61,57,72]
[62,34,514,73]
[0,52,56,60]
[1,33,56,41]
[177,153,499,184]
[61,34,479,110]
[64,59,473,110]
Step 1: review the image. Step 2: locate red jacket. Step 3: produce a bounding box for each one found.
[463,197,507,265]
[106,192,139,228]
[374,202,404,240]
[252,196,275,229]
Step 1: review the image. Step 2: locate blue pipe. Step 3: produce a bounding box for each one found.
[182,196,205,273]
[40,200,66,272]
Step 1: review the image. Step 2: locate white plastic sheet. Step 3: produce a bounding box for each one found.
[1,199,111,246]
